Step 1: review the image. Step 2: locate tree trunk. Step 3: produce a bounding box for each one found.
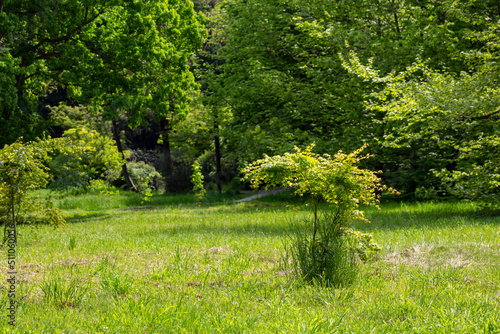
[112,119,138,192]
[214,121,222,193]
[159,118,174,188]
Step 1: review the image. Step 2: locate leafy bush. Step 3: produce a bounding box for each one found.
[435,157,500,206]
[243,144,393,286]
[126,161,163,196]
[49,128,123,191]
[191,160,206,205]
[87,179,119,195]
[0,138,65,236]
[342,52,500,206]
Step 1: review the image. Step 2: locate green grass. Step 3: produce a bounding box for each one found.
[0,192,499,333]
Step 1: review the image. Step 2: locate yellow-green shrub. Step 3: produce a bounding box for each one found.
[49,128,123,191]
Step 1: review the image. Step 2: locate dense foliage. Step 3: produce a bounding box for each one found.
[1,0,499,200]
[49,128,123,191]
[0,139,65,239]
[342,34,500,204]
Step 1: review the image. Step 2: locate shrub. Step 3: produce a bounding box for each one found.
[242,144,394,286]
[191,160,206,205]
[126,161,163,196]
[0,138,65,235]
[49,128,123,191]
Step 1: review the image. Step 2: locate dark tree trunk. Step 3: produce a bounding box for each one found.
[112,119,138,192]
[159,118,174,182]
[214,120,222,193]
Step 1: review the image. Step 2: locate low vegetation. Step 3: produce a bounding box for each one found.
[242,144,393,286]
[0,191,498,333]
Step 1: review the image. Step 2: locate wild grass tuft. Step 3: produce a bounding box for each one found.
[40,276,89,309]
[283,216,358,287]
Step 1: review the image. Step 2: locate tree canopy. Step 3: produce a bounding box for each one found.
[201,0,500,199]
[0,0,206,145]
[2,0,500,201]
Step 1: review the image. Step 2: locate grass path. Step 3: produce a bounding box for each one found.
[234,188,292,202]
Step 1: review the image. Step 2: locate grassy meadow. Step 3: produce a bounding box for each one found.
[1,191,499,333]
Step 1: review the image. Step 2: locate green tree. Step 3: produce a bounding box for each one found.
[211,0,372,160]
[1,0,206,190]
[342,46,500,203]
[205,0,500,193]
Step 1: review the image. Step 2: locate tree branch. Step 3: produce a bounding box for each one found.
[466,108,500,121]
[33,7,105,51]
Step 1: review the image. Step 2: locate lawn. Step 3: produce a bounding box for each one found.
[1,192,499,333]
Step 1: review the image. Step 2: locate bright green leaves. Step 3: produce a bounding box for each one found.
[242,144,390,223]
[191,160,206,205]
[206,0,388,161]
[0,138,66,230]
[342,37,500,203]
[1,0,206,146]
[49,128,124,191]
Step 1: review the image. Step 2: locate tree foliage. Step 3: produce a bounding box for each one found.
[0,0,206,145]
[205,0,375,160]
[242,144,389,227]
[0,139,65,241]
[342,44,500,203]
[203,0,500,195]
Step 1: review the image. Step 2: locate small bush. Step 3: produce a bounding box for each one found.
[0,138,65,234]
[87,179,119,195]
[126,161,163,196]
[191,160,206,205]
[49,128,123,191]
[243,144,395,286]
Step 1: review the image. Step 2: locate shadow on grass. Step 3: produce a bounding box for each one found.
[122,191,248,208]
[64,212,112,224]
[137,220,294,238]
[359,201,500,232]
[118,192,291,213]
[134,197,500,238]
